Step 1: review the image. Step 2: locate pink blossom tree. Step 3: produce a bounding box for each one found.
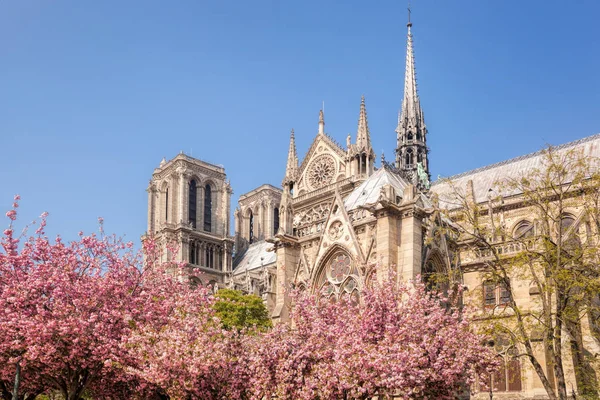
[124,262,256,400]
[0,197,163,399]
[248,276,499,400]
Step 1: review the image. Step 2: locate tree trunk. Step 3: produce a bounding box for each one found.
[11,362,21,400]
[554,299,568,399]
[567,319,599,399]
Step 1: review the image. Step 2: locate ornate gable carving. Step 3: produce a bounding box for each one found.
[311,191,365,284]
[296,135,347,196]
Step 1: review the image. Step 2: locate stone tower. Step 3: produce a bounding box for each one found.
[145,153,234,287]
[395,13,429,180]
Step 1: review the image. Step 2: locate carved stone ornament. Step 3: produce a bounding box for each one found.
[327,220,344,241]
[307,154,336,190]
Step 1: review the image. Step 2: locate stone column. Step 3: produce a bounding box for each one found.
[147,184,154,233]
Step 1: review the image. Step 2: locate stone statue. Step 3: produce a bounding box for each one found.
[417,162,430,190]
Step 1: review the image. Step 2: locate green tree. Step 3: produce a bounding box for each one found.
[438,146,600,399]
[214,289,272,332]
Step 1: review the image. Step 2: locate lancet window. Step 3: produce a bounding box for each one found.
[189,180,197,228]
[273,207,279,235]
[165,188,169,222]
[204,184,212,232]
[249,211,254,244]
[513,220,534,239]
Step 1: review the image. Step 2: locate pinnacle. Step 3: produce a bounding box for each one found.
[318,109,325,135]
[356,96,371,151]
[284,128,298,183]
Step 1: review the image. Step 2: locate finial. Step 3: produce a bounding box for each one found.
[381,151,385,163]
[407,0,412,27]
[318,109,325,134]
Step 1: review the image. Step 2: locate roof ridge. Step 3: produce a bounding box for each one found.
[432,133,600,184]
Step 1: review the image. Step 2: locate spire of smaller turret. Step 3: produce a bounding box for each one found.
[283,129,298,185]
[356,95,371,151]
[318,109,325,135]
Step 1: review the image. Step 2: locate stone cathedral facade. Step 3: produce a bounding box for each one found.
[145,16,600,399]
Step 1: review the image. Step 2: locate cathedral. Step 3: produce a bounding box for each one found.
[145,13,600,400]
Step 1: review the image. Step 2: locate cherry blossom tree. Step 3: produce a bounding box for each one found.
[0,197,161,400]
[124,265,256,399]
[247,275,499,400]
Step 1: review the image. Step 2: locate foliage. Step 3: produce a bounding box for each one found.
[438,146,600,399]
[213,289,272,332]
[246,275,498,400]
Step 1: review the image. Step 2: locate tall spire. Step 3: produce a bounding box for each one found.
[283,129,298,185]
[395,4,430,181]
[318,109,325,135]
[356,95,372,151]
[399,9,423,129]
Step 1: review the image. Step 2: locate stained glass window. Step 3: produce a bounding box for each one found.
[329,253,351,283]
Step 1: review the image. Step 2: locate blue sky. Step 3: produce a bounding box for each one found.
[1,0,599,243]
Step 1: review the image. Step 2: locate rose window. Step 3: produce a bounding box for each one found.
[307,154,336,189]
[328,253,351,283]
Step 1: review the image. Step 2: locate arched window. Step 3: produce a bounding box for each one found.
[484,279,511,307]
[560,214,576,232]
[423,258,448,293]
[491,343,522,392]
[273,207,280,235]
[204,185,212,232]
[165,188,169,221]
[405,149,413,166]
[417,151,423,163]
[407,133,413,141]
[189,180,197,228]
[249,211,254,243]
[560,214,581,249]
[513,220,534,239]
[416,133,422,141]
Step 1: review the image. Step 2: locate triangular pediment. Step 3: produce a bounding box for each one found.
[296,133,347,196]
[311,191,365,283]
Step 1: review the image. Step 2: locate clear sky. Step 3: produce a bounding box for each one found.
[1,0,599,243]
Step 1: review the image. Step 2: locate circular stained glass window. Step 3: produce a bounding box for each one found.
[328,253,351,283]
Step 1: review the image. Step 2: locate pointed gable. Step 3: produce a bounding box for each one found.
[296,133,348,196]
[311,191,365,283]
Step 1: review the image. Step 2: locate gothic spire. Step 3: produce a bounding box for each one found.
[398,13,423,130]
[395,5,429,179]
[356,95,372,151]
[318,109,325,135]
[283,129,298,185]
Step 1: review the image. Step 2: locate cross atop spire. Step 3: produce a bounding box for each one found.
[356,95,371,151]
